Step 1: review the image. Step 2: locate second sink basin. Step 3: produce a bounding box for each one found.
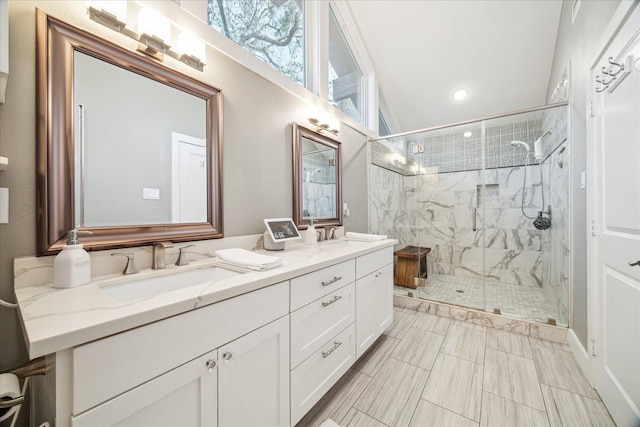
[100,266,243,302]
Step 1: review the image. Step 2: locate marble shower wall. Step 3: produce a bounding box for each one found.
[405,167,544,288]
[302,150,336,219]
[369,105,570,325]
[369,163,406,238]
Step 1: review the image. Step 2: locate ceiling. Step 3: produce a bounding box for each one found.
[347,0,563,134]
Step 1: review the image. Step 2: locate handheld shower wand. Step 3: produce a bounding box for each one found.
[510,134,552,230]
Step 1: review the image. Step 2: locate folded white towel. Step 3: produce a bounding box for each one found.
[215,248,282,271]
[345,232,387,242]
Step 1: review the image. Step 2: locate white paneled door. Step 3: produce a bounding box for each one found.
[590,4,640,426]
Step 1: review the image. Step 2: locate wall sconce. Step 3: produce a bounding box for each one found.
[391,153,406,166]
[86,2,206,72]
[307,109,340,135]
[137,8,171,59]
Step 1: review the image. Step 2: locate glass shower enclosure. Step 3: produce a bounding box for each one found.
[369,103,569,326]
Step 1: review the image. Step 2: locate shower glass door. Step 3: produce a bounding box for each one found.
[368,103,569,326]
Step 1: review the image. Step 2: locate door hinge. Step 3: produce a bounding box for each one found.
[590,220,596,236]
[588,101,595,117]
[590,339,597,356]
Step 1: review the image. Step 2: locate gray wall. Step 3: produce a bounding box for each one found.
[0,1,370,416]
[546,0,621,349]
[75,51,206,226]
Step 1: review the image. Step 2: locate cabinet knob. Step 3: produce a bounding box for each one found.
[222,351,233,361]
[206,359,217,371]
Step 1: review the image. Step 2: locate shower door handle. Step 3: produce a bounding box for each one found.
[472,208,477,231]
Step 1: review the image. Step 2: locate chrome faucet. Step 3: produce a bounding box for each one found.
[152,242,173,270]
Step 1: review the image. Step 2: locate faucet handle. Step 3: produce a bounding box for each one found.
[111,253,139,275]
[175,244,194,266]
[326,226,338,240]
[154,241,173,249]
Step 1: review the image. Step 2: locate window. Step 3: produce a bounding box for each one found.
[328,7,363,123]
[207,0,305,85]
[378,110,391,136]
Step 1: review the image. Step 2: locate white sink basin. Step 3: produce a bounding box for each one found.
[100,266,243,302]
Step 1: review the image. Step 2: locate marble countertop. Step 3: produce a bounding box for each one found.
[15,237,397,359]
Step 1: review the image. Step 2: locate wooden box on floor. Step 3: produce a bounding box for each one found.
[393,246,430,289]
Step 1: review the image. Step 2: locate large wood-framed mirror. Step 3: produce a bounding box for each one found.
[292,123,343,229]
[36,10,223,255]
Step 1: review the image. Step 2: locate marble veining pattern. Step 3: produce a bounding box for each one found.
[297,305,614,427]
[368,104,570,327]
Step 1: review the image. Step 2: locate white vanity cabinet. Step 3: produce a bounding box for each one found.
[218,316,289,427]
[289,260,358,424]
[26,241,397,427]
[72,349,219,427]
[65,282,290,427]
[355,247,394,358]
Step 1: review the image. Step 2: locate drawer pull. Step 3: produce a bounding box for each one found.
[322,295,342,307]
[206,359,217,371]
[321,276,342,286]
[322,341,342,358]
[222,351,233,361]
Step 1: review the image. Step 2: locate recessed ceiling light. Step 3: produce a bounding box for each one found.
[464,131,472,138]
[453,89,468,101]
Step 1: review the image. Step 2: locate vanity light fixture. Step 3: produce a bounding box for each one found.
[86,1,127,31]
[307,110,340,135]
[178,32,206,72]
[86,3,206,72]
[137,8,171,59]
[391,153,406,166]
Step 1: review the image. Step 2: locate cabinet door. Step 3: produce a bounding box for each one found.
[356,263,394,359]
[356,271,377,359]
[218,316,290,427]
[374,263,394,334]
[72,350,218,427]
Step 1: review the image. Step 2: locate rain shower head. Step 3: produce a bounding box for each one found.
[510,141,531,152]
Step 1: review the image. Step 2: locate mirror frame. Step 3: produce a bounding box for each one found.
[36,10,223,255]
[292,123,343,229]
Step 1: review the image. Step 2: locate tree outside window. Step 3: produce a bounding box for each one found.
[208,0,305,86]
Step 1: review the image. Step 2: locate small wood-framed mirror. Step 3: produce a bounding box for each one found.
[292,123,343,229]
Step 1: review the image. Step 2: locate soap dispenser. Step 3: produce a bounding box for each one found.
[53,229,91,288]
[305,219,317,245]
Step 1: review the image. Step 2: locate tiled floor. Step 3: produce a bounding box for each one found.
[297,307,614,427]
[393,274,562,326]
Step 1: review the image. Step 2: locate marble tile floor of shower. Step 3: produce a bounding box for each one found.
[393,274,561,326]
[297,307,614,427]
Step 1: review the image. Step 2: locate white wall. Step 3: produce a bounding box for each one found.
[546,0,621,349]
[0,5,371,423]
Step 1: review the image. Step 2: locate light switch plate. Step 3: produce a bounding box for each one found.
[0,188,8,223]
[143,187,160,200]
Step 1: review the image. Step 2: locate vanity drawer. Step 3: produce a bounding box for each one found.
[356,246,394,279]
[290,323,355,425]
[72,281,289,414]
[290,259,355,311]
[290,282,355,368]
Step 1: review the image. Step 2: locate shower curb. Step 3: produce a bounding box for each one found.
[393,293,568,344]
